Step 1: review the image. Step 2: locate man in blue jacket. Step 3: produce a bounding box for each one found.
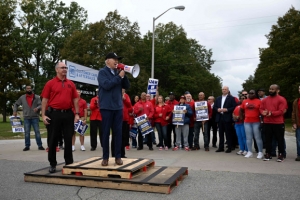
[98,52,130,166]
[214,86,236,153]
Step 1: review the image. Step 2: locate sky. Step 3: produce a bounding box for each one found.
[62,0,299,97]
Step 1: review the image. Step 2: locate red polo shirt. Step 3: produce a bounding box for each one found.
[73,98,87,117]
[41,76,78,110]
[90,96,102,120]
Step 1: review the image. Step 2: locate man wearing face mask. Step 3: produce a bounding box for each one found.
[13,85,45,151]
[260,84,287,162]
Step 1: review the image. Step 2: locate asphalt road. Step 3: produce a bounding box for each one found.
[0,133,299,200]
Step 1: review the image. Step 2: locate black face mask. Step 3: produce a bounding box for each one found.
[26,91,32,95]
[269,91,276,96]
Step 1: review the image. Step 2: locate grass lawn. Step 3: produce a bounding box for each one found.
[0,116,90,140]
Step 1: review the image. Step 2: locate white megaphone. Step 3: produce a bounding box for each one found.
[117,63,140,78]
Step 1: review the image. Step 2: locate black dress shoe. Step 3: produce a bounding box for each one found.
[225,149,232,153]
[90,147,96,151]
[38,146,45,150]
[216,149,224,152]
[121,156,127,158]
[49,166,56,173]
[212,145,217,148]
[137,147,143,150]
[149,147,153,151]
[23,147,30,151]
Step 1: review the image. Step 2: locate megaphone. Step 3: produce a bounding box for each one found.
[117,63,140,78]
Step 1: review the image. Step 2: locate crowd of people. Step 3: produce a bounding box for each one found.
[13,53,300,172]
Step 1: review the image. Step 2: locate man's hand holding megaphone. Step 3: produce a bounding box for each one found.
[118,69,125,78]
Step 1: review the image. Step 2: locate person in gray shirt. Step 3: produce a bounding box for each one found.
[13,85,44,151]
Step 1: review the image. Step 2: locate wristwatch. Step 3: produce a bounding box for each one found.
[75,112,80,115]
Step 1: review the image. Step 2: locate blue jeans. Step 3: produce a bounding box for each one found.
[24,118,42,147]
[244,122,263,153]
[234,123,247,151]
[155,123,168,147]
[194,121,209,148]
[296,128,300,157]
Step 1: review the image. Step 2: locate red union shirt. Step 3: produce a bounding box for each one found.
[41,76,78,110]
[241,98,261,123]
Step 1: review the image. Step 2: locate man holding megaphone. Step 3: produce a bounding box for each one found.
[97,52,130,167]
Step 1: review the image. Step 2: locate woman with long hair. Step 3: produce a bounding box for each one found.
[153,95,171,150]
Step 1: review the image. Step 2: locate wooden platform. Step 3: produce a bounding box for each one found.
[24,162,188,194]
[62,157,155,179]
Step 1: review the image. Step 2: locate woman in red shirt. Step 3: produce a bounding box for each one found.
[153,95,171,150]
[233,96,247,155]
[240,90,263,159]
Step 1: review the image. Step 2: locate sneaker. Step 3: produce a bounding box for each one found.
[277,154,284,162]
[80,145,86,151]
[159,146,163,150]
[172,146,179,151]
[244,152,253,158]
[263,153,272,161]
[257,152,264,159]
[125,146,130,151]
[59,145,64,150]
[179,144,182,148]
[38,146,45,150]
[184,147,190,151]
[72,146,75,152]
[236,150,243,155]
[132,146,137,148]
[56,146,60,152]
[242,151,247,156]
[165,146,168,151]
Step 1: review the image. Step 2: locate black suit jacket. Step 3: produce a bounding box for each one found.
[213,95,236,123]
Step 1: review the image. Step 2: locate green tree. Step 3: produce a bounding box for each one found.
[61,10,144,96]
[142,22,221,98]
[242,7,300,102]
[0,0,31,122]
[17,0,87,94]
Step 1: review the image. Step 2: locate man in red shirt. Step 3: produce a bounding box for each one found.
[41,62,79,173]
[133,92,154,150]
[165,92,179,148]
[89,91,102,151]
[260,84,287,162]
[72,89,87,151]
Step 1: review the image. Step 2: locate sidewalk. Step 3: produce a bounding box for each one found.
[0,134,300,200]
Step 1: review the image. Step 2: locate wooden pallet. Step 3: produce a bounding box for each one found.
[24,163,188,194]
[62,157,155,179]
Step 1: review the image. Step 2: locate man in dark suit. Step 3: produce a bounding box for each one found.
[214,86,237,153]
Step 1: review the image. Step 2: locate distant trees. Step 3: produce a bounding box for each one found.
[1,2,222,121]
[242,7,300,102]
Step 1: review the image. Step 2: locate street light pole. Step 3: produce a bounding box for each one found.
[151,6,185,79]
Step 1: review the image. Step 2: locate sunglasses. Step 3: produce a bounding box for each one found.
[59,67,68,70]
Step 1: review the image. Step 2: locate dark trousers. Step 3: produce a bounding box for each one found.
[111,121,129,157]
[218,117,233,150]
[90,120,102,149]
[101,109,123,159]
[188,127,194,148]
[138,128,153,149]
[264,123,285,155]
[46,110,74,167]
[167,123,176,148]
[208,119,218,146]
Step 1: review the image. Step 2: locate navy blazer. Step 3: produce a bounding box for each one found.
[213,95,236,123]
[98,66,130,110]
